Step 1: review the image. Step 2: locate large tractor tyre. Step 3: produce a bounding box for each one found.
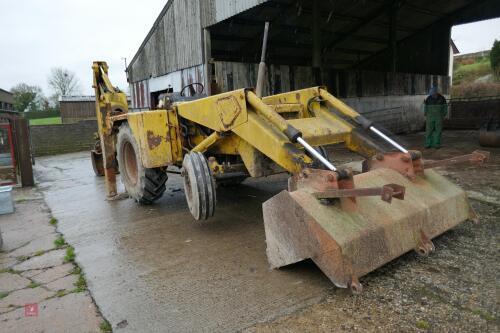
[182,152,216,221]
[116,124,168,204]
[91,141,105,177]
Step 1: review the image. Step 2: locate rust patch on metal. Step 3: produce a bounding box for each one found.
[423,150,489,169]
[147,131,163,150]
[367,152,417,181]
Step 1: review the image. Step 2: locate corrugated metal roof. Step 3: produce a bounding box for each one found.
[212,0,269,25]
[60,96,95,102]
[0,88,13,96]
[60,96,131,102]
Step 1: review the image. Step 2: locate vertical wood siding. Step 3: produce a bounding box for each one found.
[129,0,203,83]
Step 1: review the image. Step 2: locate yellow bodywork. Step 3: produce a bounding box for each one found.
[92,64,377,180]
[127,110,183,168]
[177,89,248,132]
[119,86,377,176]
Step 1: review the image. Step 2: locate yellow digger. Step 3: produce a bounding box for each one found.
[91,61,488,293]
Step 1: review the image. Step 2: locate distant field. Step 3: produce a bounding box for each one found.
[453,57,492,85]
[29,117,62,125]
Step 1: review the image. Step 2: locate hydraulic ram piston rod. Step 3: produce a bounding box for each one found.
[246,91,338,171]
[369,127,408,153]
[319,89,409,153]
[297,137,337,171]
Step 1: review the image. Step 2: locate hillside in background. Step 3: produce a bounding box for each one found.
[452,50,500,98]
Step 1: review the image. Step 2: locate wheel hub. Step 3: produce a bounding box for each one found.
[122,141,138,185]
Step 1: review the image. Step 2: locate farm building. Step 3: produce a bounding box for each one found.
[0,88,14,112]
[60,95,131,124]
[60,96,96,124]
[126,0,500,133]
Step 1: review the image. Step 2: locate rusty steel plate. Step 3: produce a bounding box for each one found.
[263,168,475,292]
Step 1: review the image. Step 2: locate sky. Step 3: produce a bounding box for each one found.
[452,18,500,54]
[0,0,167,96]
[0,1,499,97]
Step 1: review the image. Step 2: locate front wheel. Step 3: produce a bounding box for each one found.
[182,152,216,220]
[116,124,168,204]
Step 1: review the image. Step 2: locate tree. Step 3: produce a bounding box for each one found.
[491,39,500,76]
[10,83,46,112]
[47,67,81,99]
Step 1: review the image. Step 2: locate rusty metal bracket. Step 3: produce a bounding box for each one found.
[415,231,435,257]
[365,151,418,180]
[424,150,490,169]
[312,183,405,203]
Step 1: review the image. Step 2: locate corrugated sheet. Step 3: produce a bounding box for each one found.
[129,0,203,83]
[173,0,202,70]
[60,96,95,102]
[210,0,269,26]
[128,0,273,82]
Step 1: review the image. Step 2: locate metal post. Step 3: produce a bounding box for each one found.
[256,22,270,97]
[203,28,212,96]
[13,118,34,187]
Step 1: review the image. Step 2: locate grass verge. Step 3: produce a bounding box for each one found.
[29,117,62,126]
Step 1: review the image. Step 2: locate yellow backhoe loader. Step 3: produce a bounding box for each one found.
[91,61,488,293]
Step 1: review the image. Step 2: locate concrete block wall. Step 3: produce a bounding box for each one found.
[30,120,97,156]
[344,95,427,133]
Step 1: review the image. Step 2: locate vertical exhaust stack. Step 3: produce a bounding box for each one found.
[255,22,269,98]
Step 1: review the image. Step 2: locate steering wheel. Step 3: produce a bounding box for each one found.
[180,83,204,97]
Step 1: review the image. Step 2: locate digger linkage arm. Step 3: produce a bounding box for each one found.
[318,88,409,153]
[246,90,339,171]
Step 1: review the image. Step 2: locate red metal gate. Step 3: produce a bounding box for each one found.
[0,123,17,185]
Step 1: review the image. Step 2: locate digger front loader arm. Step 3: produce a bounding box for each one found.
[176,87,383,174]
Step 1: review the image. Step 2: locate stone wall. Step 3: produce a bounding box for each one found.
[30,120,97,156]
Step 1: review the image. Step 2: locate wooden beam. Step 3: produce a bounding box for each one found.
[351,0,487,70]
[266,0,417,33]
[323,0,404,52]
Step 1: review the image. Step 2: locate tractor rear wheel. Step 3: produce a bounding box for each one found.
[91,141,104,177]
[117,123,168,204]
[182,152,216,220]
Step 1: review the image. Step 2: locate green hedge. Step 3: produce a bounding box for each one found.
[24,110,60,120]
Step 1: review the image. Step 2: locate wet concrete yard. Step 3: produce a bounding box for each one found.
[34,131,499,332]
